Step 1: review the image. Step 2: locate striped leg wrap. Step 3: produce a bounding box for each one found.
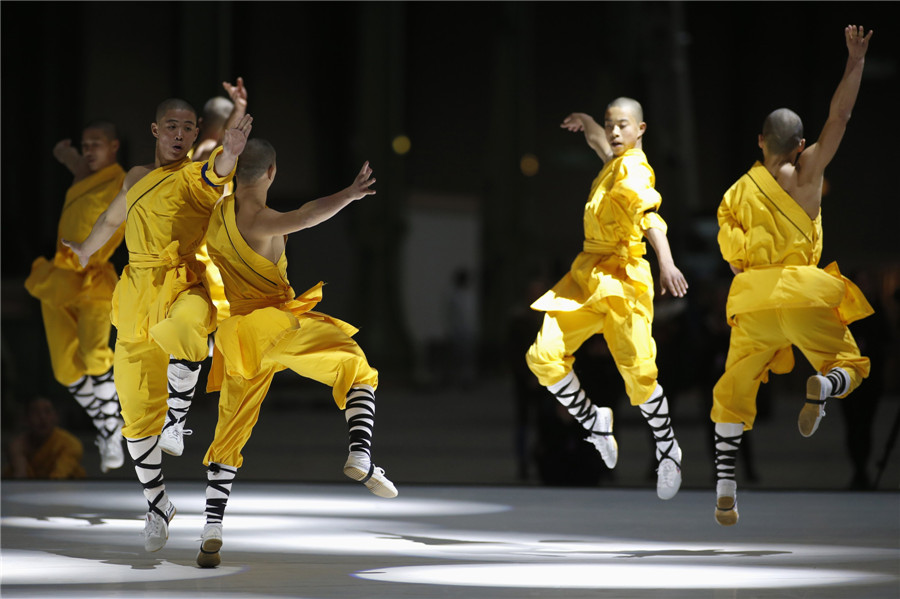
[70,373,119,439]
[163,358,201,433]
[639,386,679,465]
[205,463,237,525]
[127,436,169,516]
[820,368,850,399]
[89,367,122,438]
[548,372,605,435]
[714,423,744,483]
[345,386,376,457]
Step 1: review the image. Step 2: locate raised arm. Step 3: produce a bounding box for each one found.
[222,77,248,131]
[561,112,612,163]
[797,25,873,182]
[645,227,688,297]
[53,139,91,182]
[60,166,146,266]
[213,113,253,177]
[249,162,376,238]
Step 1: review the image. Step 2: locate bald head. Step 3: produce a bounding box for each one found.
[202,96,234,130]
[236,138,276,184]
[155,98,197,123]
[83,120,118,141]
[761,108,804,156]
[606,97,644,123]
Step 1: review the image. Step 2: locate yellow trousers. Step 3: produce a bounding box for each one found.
[115,288,213,438]
[526,294,658,405]
[40,300,114,386]
[204,316,378,468]
[712,307,870,429]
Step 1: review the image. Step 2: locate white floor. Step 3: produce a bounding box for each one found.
[2,480,898,598]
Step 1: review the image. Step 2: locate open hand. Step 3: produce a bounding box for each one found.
[61,238,89,268]
[845,25,873,60]
[560,113,587,133]
[223,77,248,111]
[659,264,688,297]
[222,113,253,156]
[348,161,376,201]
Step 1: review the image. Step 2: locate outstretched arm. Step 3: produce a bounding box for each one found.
[222,77,248,131]
[798,25,873,181]
[214,113,253,177]
[61,186,127,267]
[250,162,376,238]
[60,165,147,266]
[561,112,612,163]
[645,227,688,297]
[53,139,91,182]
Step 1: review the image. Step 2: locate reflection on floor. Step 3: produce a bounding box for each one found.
[2,480,898,598]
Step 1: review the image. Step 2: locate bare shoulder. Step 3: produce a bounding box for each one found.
[125,164,154,186]
[778,162,822,217]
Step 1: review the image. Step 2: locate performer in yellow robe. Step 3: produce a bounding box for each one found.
[4,397,86,480]
[194,139,393,568]
[63,99,253,553]
[25,122,126,473]
[526,98,689,500]
[155,78,248,459]
[710,25,874,526]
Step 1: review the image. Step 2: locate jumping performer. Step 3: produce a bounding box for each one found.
[526,99,689,500]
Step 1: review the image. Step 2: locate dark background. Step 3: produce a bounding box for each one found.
[2,1,898,489]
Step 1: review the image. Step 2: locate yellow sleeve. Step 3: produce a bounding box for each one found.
[717,185,746,271]
[617,158,662,214]
[199,146,235,188]
[640,210,667,234]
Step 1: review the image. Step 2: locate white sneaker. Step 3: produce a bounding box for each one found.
[656,444,682,500]
[196,523,223,568]
[143,500,176,552]
[585,407,618,469]
[343,452,398,498]
[159,422,192,456]
[96,426,124,473]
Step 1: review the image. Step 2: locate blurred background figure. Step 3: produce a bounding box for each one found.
[444,267,479,388]
[841,270,892,489]
[3,396,86,479]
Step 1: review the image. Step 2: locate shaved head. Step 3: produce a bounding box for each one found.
[761,108,803,156]
[606,97,644,123]
[155,98,197,123]
[236,138,276,183]
[202,96,234,130]
[83,120,118,141]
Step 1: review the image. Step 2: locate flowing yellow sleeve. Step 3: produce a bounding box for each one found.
[640,210,667,234]
[617,160,662,213]
[717,185,746,271]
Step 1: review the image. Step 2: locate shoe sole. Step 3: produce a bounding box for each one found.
[797,403,823,438]
[158,443,183,457]
[715,497,739,526]
[343,465,398,499]
[197,538,222,568]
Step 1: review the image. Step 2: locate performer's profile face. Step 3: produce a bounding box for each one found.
[604,106,645,156]
[81,128,119,172]
[151,108,199,163]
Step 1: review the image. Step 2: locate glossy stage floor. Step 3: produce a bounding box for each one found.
[1,479,898,599]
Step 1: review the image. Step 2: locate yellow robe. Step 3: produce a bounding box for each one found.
[188,145,232,324]
[25,163,126,384]
[203,195,377,468]
[526,149,667,405]
[113,148,235,438]
[12,428,86,479]
[711,162,872,428]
